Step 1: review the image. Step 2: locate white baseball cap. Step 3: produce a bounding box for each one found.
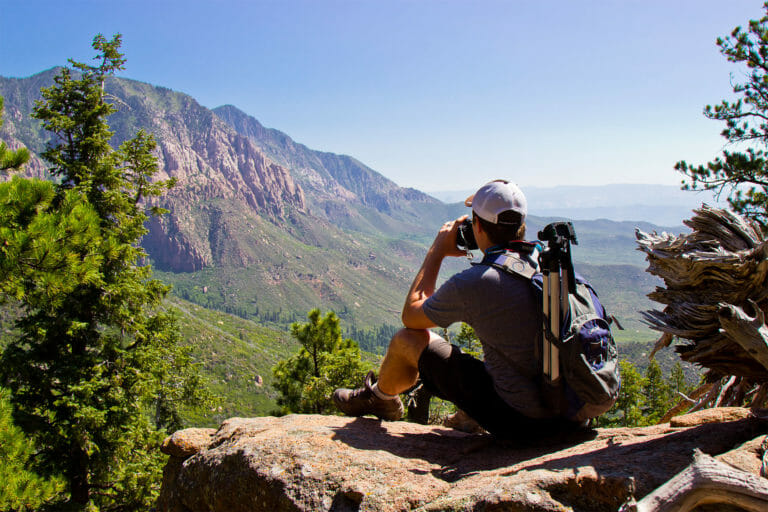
[464,179,527,224]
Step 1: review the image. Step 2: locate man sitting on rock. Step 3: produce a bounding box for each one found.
[333,179,577,438]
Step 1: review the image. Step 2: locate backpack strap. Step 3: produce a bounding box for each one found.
[474,241,543,280]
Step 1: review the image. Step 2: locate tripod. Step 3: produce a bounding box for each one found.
[537,222,578,386]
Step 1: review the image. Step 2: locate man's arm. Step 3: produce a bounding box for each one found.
[401,216,467,329]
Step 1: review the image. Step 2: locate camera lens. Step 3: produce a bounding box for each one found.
[456,218,478,251]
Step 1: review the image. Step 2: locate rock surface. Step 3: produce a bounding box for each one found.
[157,409,768,512]
[668,406,752,427]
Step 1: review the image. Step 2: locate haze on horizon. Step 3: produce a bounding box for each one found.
[1,0,761,193]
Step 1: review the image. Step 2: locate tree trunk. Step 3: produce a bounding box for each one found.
[69,441,90,505]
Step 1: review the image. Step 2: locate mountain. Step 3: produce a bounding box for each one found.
[0,69,670,346]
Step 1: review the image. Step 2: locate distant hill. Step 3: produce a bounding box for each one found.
[430,184,723,227]
[167,295,297,424]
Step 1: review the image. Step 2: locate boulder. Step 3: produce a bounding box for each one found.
[157,409,768,511]
[161,428,217,458]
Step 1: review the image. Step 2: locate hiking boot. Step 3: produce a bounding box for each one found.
[333,371,404,421]
[443,409,485,434]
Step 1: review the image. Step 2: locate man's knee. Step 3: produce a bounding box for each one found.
[388,328,437,362]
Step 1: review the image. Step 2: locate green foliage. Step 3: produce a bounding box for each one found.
[452,323,483,359]
[600,357,699,427]
[676,1,768,229]
[167,295,296,424]
[272,309,372,414]
[642,359,673,425]
[668,361,693,396]
[613,360,647,427]
[0,177,102,303]
[0,388,65,511]
[0,34,209,509]
[0,97,30,172]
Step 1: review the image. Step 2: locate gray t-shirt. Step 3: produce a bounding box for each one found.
[422,263,552,418]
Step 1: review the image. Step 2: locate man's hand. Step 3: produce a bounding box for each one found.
[431,215,470,259]
[401,215,469,328]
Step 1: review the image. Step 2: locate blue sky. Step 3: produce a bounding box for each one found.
[0,1,763,192]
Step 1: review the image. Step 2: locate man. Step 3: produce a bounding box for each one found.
[333,179,572,438]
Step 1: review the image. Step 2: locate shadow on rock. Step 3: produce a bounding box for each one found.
[329,416,598,482]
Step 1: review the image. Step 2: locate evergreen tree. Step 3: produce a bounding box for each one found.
[0,388,65,511]
[668,361,690,396]
[612,361,647,427]
[272,309,371,414]
[453,323,483,359]
[0,34,208,509]
[676,1,768,230]
[643,359,673,424]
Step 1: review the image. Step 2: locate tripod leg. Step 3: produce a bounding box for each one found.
[549,272,560,382]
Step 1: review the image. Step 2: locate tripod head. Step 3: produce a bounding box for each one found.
[538,222,578,294]
[538,221,578,251]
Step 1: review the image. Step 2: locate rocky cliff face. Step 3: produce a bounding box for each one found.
[213,104,447,233]
[1,72,307,271]
[105,78,308,271]
[156,408,768,512]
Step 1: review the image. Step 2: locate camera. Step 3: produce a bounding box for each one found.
[456,218,478,251]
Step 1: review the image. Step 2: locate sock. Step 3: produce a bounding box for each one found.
[371,382,397,401]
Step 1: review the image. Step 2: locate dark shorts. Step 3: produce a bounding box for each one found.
[417,336,575,439]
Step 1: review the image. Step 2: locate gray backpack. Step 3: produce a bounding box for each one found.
[479,227,621,422]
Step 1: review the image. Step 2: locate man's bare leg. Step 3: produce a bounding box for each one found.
[332,328,441,420]
[376,328,441,396]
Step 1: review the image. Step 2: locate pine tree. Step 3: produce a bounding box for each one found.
[676,2,768,230]
[668,361,690,396]
[0,34,208,509]
[643,359,673,424]
[0,388,65,511]
[613,361,647,427]
[453,323,483,358]
[272,309,371,414]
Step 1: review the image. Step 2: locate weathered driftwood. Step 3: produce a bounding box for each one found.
[751,384,768,409]
[719,301,768,372]
[626,450,768,512]
[689,380,726,414]
[636,205,768,383]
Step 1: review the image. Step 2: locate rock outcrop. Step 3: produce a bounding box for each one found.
[157,408,768,511]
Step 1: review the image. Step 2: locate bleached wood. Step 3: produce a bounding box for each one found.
[718,301,768,373]
[634,450,768,512]
[689,380,723,413]
[636,206,768,381]
[715,376,738,407]
[749,384,768,409]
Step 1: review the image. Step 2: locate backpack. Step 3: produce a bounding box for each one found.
[478,239,621,422]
